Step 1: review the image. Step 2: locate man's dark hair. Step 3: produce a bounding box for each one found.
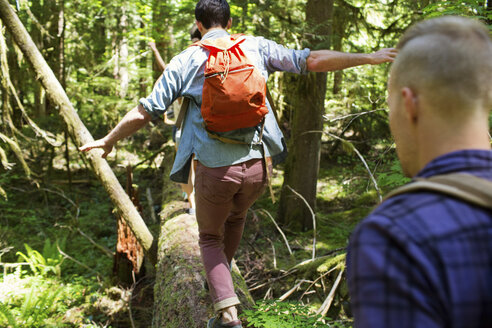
[195,0,230,29]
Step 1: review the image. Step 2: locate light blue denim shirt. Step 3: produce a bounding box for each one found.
[140,29,310,183]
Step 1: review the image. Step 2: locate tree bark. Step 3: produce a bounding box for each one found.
[0,0,157,265]
[487,0,491,26]
[118,4,129,98]
[153,212,254,328]
[278,0,334,230]
[332,4,345,95]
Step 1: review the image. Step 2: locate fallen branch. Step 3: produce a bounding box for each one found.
[77,228,114,258]
[290,248,346,271]
[298,266,338,301]
[317,267,344,317]
[324,108,386,123]
[145,187,157,224]
[285,185,316,260]
[248,268,299,292]
[266,237,277,269]
[128,278,136,328]
[263,287,272,300]
[257,208,292,255]
[57,244,101,277]
[0,132,31,177]
[326,132,382,202]
[278,279,312,301]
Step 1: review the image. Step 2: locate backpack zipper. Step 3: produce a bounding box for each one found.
[205,66,254,79]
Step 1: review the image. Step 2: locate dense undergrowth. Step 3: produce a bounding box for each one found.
[0,136,408,327]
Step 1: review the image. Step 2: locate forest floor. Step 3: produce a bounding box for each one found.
[0,137,406,327]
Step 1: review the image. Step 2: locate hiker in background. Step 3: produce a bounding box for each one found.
[79,0,396,326]
[148,25,202,214]
[346,16,492,328]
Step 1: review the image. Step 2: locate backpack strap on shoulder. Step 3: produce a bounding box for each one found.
[193,34,246,52]
[175,97,190,130]
[384,173,492,209]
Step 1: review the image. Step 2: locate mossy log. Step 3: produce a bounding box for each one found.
[154,213,254,328]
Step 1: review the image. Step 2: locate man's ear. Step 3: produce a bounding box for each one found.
[401,87,418,124]
[196,21,205,34]
[226,18,232,30]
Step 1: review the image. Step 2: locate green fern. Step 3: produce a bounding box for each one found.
[0,302,17,328]
[16,239,65,277]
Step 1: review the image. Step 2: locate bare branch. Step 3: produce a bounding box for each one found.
[57,244,102,277]
[278,279,312,301]
[0,21,60,146]
[324,108,386,123]
[257,208,292,255]
[299,266,338,301]
[0,132,31,177]
[285,185,317,260]
[317,267,345,317]
[266,237,277,269]
[327,132,383,202]
[19,0,54,39]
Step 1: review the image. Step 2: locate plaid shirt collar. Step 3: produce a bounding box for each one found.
[416,149,492,178]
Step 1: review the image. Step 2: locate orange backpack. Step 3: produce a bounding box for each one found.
[193,34,268,133]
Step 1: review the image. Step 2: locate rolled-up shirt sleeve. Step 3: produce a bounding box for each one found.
[139,56,184,120]
[257,37,310,75]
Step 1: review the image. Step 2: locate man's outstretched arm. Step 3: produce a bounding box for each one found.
[307,48,397,72]
[79,104,152,158]
[149,41,167,72]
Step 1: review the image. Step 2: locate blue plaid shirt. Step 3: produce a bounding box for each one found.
[347,149,492,328]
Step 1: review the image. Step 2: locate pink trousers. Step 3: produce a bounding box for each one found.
[195,158,269,312]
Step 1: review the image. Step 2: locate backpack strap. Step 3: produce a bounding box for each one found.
[175,97,190,130]
[204,118,265,145]
[384,173,492,209]
[192,34,246,52]
[266,87,279,122]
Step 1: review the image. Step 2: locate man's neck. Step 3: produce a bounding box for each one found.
[417,117,491,173]
[200,26,226,37]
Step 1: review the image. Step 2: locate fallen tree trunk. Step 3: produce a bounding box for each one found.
[0,0,157,264]
[154,212,254,327]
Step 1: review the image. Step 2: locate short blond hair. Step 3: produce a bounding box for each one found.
[390,16,492,117]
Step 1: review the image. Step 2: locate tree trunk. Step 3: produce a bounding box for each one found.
[332,4,345,95]
[487,0,491,26]
[278,0,334,230]
[153,213,254,328]
[113,165,146,285]
[151,0,173,81]
[0,0,157,264]
[118,4,129,98]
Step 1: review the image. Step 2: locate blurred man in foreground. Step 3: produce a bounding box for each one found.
[347,16,492,328]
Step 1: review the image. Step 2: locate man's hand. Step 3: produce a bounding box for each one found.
[79,138,114,158]
[148,41,157,51]
[369,48,398,65]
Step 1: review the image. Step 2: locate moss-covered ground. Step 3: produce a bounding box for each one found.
[0,137,408,327]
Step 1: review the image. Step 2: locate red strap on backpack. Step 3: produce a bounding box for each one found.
[192,34,268,133]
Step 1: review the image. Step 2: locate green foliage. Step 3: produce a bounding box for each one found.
[424,0,491,26]
[16,239,65,278]
[0,302,17,328]
[376,159,411,190]
[0,272,105,327]
[243,300,351,328]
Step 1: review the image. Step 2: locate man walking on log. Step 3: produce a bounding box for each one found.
[80,0,396,326]
[346,16,492,328]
